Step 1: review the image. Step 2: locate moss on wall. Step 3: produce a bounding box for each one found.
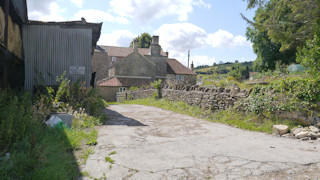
[0,7,22,59]
[7,15,22,59]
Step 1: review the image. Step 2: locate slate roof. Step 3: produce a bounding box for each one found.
[167,59,196,75]
[97,77,152,87]
[95,45,167,57]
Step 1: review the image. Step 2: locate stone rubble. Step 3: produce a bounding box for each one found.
[280,125,320,140]
[295,131,310,139]
[273,125,289,135]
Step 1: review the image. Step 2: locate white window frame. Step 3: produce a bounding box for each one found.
[119,87,126,92]
[176,75,185,81]
[112,56,117,62]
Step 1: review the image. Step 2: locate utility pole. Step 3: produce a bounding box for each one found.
[187,50,190,68]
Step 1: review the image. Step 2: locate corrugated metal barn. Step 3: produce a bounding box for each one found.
[22,21,101,92]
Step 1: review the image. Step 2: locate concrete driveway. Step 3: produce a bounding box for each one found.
[81,105,320,179]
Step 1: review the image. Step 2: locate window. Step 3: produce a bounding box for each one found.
[119,87,126,92]
[112,56,116,62]
[176,75,185,81]
[108,69,111,77]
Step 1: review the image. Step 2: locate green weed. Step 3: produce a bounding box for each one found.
[80,147,94,163]
[105,156,115,164]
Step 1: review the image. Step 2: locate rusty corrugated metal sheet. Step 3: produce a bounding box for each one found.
[22,24,92,92]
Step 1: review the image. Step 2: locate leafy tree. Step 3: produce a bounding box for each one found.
[246,25,296,71]
[243,0,320,51]
[129,33,152,48]
[228,63,250,80]
[243,0,266,9]
[243,65,250,79]
[297,23,320,76]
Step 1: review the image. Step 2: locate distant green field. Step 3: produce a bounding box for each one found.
[195,61,253,75]
[195,61,254,89]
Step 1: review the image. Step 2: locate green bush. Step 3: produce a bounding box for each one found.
[0,89,40,152]
[63,82,107,118]
[0,128,79,179]
[129,86,139,91]
[236,76,320,115]
[150,79,162,99]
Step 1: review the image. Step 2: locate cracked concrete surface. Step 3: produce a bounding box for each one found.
[80,105,320,179]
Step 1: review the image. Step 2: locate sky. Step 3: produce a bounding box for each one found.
[27,0,257,67]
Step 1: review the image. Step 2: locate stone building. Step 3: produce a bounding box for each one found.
[93,36,196,101]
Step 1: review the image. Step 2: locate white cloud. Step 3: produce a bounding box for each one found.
[207,29,252,48]
[98,30,136,46]
[153,23,251,66]
[155,23,207,56]
[72,9,129,24]
[193,0,211,9]
[154,23,210,67]
[167,53,215,68]
[28,1,66,21]
[192,55,216,67]
[70,0,83,8]
[27,0,55,15]
[109,0,211,24]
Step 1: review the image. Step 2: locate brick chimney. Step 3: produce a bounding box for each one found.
[133,40,138,52]
[150,35,161,56]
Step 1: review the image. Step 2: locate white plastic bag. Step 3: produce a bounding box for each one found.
[46,115,62,127]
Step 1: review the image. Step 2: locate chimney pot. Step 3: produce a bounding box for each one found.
[152,36,159,45]
[150,35,161,56]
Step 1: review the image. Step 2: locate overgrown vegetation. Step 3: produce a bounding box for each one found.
[0,74,107,179]
[150,79,162,99]
[236,76,320,116]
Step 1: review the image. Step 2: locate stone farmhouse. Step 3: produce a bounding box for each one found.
[92,36,196,101]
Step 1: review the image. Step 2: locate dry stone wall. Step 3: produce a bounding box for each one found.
[119,85,249,112]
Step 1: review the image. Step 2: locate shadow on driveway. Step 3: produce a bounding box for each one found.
[104,108,147,126]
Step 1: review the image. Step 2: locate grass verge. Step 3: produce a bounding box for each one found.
[123,98,298,133]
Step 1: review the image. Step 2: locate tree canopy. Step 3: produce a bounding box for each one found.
[129,33,152,48]
[243,0,320,72]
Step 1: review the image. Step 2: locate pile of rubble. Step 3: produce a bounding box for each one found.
[273,124,320,140]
